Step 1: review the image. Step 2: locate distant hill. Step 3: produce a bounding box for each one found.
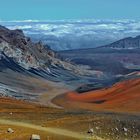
[102,35,140,49]
[55,78,140,113]
[60,35,140,79]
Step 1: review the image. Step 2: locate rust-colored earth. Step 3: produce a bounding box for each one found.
[0,78,140,140]
[53,78,140,113]
[0,97,118,140]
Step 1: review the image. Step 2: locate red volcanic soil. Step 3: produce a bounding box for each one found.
[53,78,140,113]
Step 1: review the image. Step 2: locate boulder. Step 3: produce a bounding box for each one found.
[87,128,94,134]
[7,128,14,133]
[30,134,40,140]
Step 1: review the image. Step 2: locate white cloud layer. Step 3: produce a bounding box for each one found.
[1,19,140,50]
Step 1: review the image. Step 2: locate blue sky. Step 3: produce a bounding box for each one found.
[0,0,140,21]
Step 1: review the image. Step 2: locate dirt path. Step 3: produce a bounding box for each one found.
[0,119,104,140]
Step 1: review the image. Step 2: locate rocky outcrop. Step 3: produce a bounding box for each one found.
[7,128,14,133]
[31,134,40,140]
[0,25,58,70]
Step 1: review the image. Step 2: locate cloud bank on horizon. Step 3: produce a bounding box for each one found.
[1,19,140,50]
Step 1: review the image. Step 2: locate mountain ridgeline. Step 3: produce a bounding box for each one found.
[102,35,140,49]
[0,25,56,70]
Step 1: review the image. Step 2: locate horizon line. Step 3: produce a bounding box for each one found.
[0,18,139,23]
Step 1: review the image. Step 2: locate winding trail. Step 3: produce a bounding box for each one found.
[0,119,104,140]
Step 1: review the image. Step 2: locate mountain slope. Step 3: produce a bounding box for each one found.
[0,25,75,71]
[0,25,107,101]
[53,78,140,113]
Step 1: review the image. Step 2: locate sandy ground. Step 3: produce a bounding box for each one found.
[0,97,105,140]
[0,119,104,140]
[0,97,140,140]
[37,82,70,108]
